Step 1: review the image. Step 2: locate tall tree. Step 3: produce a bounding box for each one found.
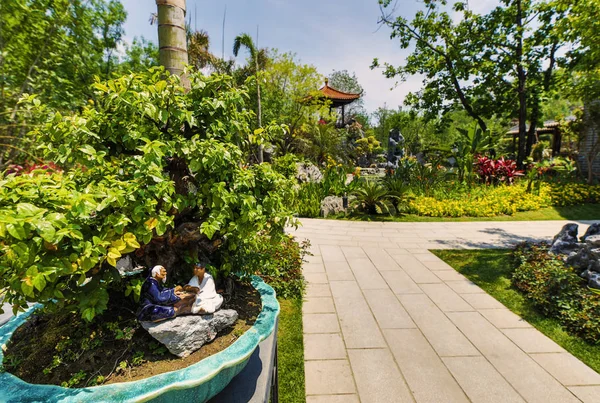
[234,33,264,162]
[328,70,366,118]
[155,0,188,86]
[260,50,325,155]
[0,0,126,166]
[375,0,561,168]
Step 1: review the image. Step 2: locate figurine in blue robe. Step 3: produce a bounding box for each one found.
[137,265,182,322]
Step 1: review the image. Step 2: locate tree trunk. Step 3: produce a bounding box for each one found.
[526,93,539,158]
[516,0,527,169]
[156,0,189,88]
[257,66,263,163]
[255,37,263,163]
[526,42,558,159]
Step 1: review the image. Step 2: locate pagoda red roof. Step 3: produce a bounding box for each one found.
[318,78,361,101]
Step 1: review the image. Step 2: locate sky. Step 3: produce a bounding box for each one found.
[120,0,498,114]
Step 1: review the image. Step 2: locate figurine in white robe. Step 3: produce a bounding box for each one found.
[184,263,223,314]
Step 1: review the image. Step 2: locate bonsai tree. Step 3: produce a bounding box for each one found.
[0,68,295,322]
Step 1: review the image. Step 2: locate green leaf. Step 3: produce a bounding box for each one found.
[156,220,167,236]
[35,220,56,243]
[16,203,44,217]
[33,274,47,292]
[7,224,26,240]
[108,247,121,259]
[82,307,95,322]
[21,280,34,297]
[79,145,97,156]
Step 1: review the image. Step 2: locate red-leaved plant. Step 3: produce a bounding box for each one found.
[475,156,523,185]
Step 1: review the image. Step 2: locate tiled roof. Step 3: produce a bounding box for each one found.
[318,79,361,101]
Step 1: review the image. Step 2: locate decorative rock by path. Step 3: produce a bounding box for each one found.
[141,309,238,357]
[549,223,600,288]
[291,219,600,403]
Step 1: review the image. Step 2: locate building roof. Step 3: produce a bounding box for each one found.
[318,79,362,102]
[507,116,576,135]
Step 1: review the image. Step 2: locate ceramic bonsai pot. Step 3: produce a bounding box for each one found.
[0,275,279,403]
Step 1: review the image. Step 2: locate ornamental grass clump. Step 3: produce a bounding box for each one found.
[0,68,296,322]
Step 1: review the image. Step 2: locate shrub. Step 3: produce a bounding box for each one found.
[351,180,397,215]
[295,182,323,218]
[547,183,600,206]
[321,166,348,197]
[381,176,413,214]
[512,243,600,343]
[0,69,296,321]
[407,183,550,217]
[272,154,301,179]
[235,235,308,299]
[475,156,523,185]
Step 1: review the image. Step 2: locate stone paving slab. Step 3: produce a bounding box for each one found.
[329,281,387,349]
[304,333,347,360]
[295,218,600,403]
[568,386,600,403]
[305,360,356,395]
[348,348,415,403]
[531,352,600,386]
[399,294,479,357]
[501,328,565,353]
[442,356,525,403]
[447,311,581,403]
[306,395,360,403]
[303,313,341,334]
[384,328,469,403]
[363,288,416,329]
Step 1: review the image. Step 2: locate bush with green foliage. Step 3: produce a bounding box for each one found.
[294,182,323,218]
[272,154,301,179]
[407,183,549,217]
[235,235,308,299]
[0,68,295,321]
[512,243,600,343]
[351,180,397,215]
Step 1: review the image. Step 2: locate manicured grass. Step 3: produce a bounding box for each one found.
[277,298,305,403]
[333,203,600,222]
[432,249,600,374]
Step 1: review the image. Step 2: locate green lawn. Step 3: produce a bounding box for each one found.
[333,203,600,222]
[277,298,304,403]
[432,249,600,374]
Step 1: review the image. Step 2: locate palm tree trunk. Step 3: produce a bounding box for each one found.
[255,39,263,163]
[156,0,189,88]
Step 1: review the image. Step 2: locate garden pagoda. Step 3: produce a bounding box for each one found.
[317,78,362,127]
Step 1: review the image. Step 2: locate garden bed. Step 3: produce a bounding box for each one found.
[3,280,261,388]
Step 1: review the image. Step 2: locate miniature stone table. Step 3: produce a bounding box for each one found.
[210,317,279,403]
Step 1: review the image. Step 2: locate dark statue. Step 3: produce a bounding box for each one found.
[386,128,405,168]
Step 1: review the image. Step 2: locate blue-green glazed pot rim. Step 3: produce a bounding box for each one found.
[0,275,279,403]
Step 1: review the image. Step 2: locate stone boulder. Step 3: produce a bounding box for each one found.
[296,163,323,183]
[581,223,600,242]
[549,223,582,255]
[321,196,345,218]
[585,235,600,247]
[141,309,238,358]
[549,224,600,289]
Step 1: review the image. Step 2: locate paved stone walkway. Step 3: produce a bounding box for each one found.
[290,219,600,403]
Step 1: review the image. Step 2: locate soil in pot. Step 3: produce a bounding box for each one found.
[2,279,261,388]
